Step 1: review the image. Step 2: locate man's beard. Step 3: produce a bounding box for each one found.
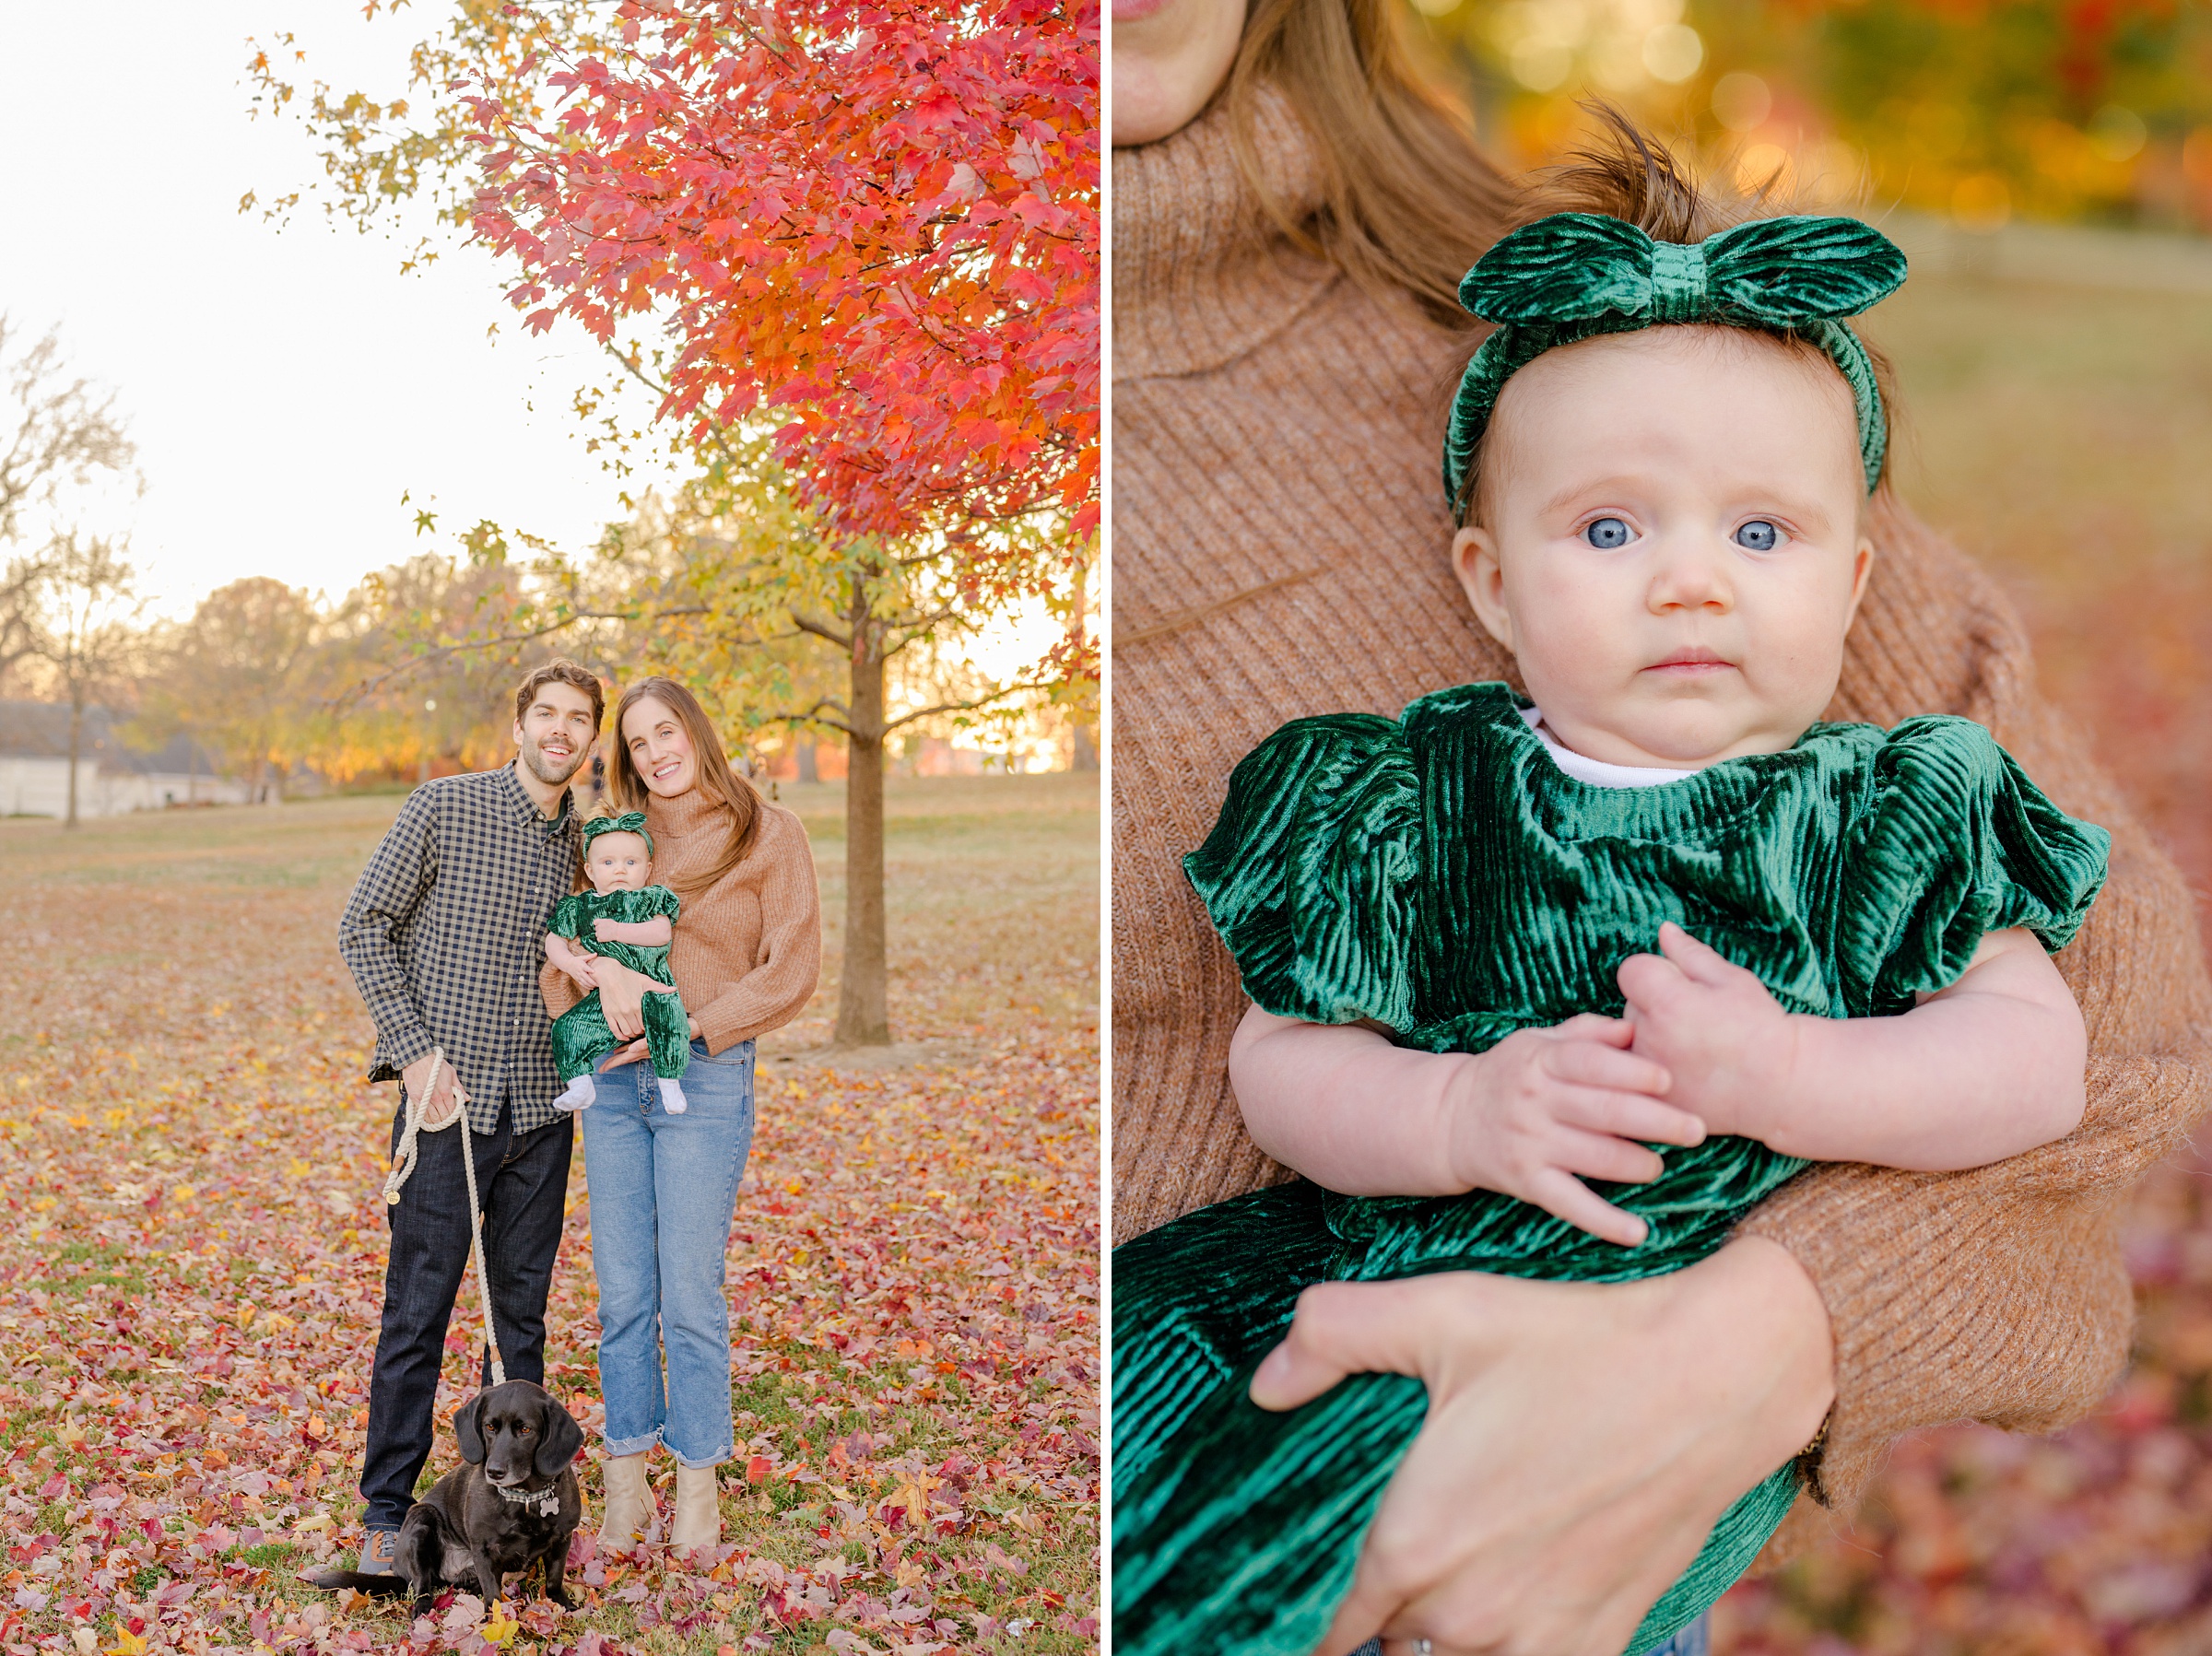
[522,737,589,787]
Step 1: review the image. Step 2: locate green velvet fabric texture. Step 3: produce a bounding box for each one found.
[582,808,655,855]
[1112,682,2110,1656]
[547,885,692,1082]
[1442,213,1908,511]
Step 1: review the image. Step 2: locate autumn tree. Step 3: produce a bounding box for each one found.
[20,534,141,829]
[135,578,326,803]
[252,0,1100,1048]
[1,320,136,695]
[1,318,135,549]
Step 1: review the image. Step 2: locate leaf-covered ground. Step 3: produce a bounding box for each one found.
[0,776,1099,1656]
[1713,276,2212,1651]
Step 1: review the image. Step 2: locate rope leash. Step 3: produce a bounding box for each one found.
[383,1049,506,1387]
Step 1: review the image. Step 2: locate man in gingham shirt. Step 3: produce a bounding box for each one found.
[334,660,600,1575]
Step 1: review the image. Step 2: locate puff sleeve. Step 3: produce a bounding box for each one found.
[1182,714,1425,1032]
[645,885,683,923]
[547,892,589,942]
[1838,715,2112,1016]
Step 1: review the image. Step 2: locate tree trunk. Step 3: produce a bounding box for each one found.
[832,643,892,1048]
[64,690,82,830]
[1072,722,1099,771]
[796,736,818,784]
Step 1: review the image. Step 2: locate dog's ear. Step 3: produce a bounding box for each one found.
[535,1394,585,1480]
[454,1393,488,1465]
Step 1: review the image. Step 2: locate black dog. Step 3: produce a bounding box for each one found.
[306,1380,584,1611]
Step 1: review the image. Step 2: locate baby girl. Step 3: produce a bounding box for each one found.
[544,810,691,1115]
[1112,135,2111,1656]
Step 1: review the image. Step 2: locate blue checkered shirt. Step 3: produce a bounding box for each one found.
[337,763,581,1134]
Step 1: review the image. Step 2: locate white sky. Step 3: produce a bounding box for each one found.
[0,1,679,621]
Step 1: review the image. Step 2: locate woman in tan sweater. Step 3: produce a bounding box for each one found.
[540,675,821,1555]
[1112,2,2212,1652]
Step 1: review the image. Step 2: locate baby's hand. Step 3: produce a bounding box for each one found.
[1617,924,1794,1141]
[1449,1014,1703,1247]
[593,917,619,942]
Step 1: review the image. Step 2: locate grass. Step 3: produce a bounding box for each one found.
[1863,272,2212,935]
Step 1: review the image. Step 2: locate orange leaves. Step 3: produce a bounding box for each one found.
[465,0,1100,545]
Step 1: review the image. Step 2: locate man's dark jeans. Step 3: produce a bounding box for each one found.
[360,1095,573,1532]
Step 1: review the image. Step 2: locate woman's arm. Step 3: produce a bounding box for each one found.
[683,811,823,1051]
[1619,923,2088,1169]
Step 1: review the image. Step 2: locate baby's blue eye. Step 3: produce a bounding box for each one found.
[1734,520,1781,551]
[1583,517,1631,549]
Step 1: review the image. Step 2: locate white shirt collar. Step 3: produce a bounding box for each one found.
[1519,707,1699,790]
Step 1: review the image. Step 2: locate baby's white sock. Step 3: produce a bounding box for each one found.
[657,1076,688,1116]
[554,1075,596,1113]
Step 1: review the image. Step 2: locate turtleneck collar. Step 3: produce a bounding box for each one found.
[1112,89,1340,382]
[642,783,722,840]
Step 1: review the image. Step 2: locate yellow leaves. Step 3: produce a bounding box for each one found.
[236,1302,257,1331]
[105,1628,147,1656]
[305,1412,330,1439]
[293,1511,333,1533]
[263,1311,298,1333]
[171,1184,196,1203]
[483,1601,522,1648]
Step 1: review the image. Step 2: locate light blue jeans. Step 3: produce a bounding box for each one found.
[1349,1613,1707,1656]
[581,1036,756,1468]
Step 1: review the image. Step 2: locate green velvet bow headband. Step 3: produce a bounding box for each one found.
[583,810,653,854]
[1443,212,1909,516]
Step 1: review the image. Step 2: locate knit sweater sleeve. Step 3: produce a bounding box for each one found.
[684,805,823,1053]
[1182,713,1423,1032]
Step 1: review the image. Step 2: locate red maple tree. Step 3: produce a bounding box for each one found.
[465,0,1100,563]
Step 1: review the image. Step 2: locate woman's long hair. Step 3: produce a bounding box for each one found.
[606,677,761,894]
[1218,0,1517,328]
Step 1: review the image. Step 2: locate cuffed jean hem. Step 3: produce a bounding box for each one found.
[597,1424,733,1470]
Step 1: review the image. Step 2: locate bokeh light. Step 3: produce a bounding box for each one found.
[1401,0,2212,229]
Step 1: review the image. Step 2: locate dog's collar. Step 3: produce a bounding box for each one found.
[493,1481,562,1517]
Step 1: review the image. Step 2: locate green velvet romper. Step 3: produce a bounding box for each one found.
[547,885,692,1082]
[1112,682,2111,1656]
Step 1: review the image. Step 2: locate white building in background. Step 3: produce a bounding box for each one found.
[0,702,252,818]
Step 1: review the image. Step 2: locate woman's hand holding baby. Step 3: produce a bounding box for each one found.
[591,957,660,1041]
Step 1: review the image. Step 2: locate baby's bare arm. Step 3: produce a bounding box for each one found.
[1620,923,2086,1169]
[594,915,674,945]
[545,932,598,986]
[1231,1005,1704,1245]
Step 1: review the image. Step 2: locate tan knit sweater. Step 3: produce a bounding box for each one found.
[541,785,821,1052]
[1110,98,2212,1551]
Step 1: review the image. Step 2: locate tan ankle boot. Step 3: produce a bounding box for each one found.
[670,1461,721,1551]
[597,1452,653,1553]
